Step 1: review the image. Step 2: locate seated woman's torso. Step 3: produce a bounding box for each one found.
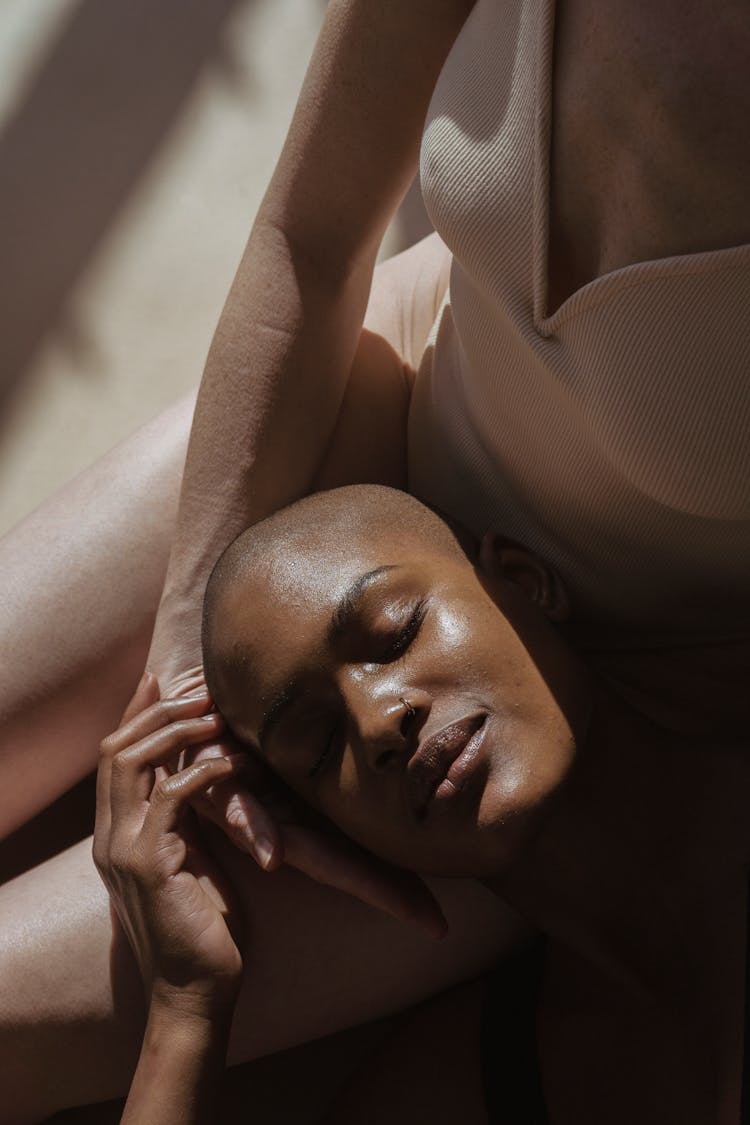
[410,0,750,631]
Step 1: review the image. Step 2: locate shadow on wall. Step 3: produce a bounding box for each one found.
[0,0,254,427]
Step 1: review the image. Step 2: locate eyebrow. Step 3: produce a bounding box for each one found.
[328,565,399,644]
[258,565,399,751]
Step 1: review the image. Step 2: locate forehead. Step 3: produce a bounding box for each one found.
[242,530,401,619]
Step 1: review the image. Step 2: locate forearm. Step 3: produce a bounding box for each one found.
[146,0,473,682]
[150,218,374,673]
[122,992,236,1125]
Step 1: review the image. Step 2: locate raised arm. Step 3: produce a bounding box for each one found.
[148,0,475,685]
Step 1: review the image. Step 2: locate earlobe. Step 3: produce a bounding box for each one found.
[478,532,571,622]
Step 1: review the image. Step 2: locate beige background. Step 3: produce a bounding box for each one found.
[0,0,430,535]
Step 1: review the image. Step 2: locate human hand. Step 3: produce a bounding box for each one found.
[160,668,448,940]
[93,673,246,1011]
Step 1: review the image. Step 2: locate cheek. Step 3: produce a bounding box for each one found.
[317,758,371,837]
[425,598,498,691]
[319,761,413,862]
[433,601,471,649]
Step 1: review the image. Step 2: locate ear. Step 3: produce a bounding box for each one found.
[478,533,571,622]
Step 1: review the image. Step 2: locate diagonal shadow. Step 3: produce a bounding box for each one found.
[0,0,254,425]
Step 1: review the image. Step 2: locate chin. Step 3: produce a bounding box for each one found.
[474,751,575,873]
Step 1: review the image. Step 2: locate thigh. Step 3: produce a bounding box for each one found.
[0,833,522,1122]
[0,391,195,839]
[0,234,502,1124]
[0,235,451,843]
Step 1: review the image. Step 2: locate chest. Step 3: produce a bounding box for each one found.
[548,0,750,310]
[422,0,750,312]
[416,0,750,622]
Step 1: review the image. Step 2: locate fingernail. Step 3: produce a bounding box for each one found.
[254,837,275,871]
[183,688,210,700]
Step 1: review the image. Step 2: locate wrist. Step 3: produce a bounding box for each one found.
[124,984,235,1124]
[150,978,240,1030]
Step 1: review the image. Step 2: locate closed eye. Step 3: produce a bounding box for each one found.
[381,601,426,662]
[308,723,339,779]
[307,602,426,778]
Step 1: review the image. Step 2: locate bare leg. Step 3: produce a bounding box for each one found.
[0,233,451,841]
[0,391,193,839]
[0,833,519,1122]
[0,234,525,1124]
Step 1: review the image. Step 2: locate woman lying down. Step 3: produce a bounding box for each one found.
[96,484,750,1125]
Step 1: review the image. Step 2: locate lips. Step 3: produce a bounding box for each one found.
[407,713,486,820]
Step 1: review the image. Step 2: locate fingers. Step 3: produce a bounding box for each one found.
[192,776,283,871]
[139,755,247,856]
[282,825,448,940]
[98,680,285,874]
[97,691,222,852]
[96,671,161,848]
[107,712,225,820]
[102,691,216,760]
[183,738,284,870]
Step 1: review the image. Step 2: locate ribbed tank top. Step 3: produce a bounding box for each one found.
[409,0,750,630]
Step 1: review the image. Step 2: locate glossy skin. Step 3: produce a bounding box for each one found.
[211,518,593,879]
[94,674,244,1125]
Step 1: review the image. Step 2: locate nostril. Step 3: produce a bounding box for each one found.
[375,747,400,771]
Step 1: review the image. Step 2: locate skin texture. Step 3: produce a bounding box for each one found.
[202,488,750,1125]
[2,0,749,1118]
[94,675,243,1125]
[0,231,449,841]
[0,238,520,1125]
[92,671,493,1125]
[204,485,592,878]
[147,0,476,691]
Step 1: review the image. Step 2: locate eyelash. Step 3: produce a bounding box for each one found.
[308,726,338,779]
[381,600,426,662]
[307,601,426,779]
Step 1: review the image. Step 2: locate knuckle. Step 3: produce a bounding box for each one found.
[152,777,175,804]
[107,844,130,876]
[91,839,107,873]
[152,699,171,726]
[225,805,250,834]
[110,749,134,778]
[99,733,118,759]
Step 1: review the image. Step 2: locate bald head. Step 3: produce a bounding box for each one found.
[201,485,471,731]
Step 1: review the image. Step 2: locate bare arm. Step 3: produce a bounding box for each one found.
[94,675,244,1124]
[122,1000,234,1125]
[148,0,474,683]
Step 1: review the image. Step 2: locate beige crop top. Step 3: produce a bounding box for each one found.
[409,0,750,629]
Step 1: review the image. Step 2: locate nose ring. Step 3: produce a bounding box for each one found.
[399,696,416,720]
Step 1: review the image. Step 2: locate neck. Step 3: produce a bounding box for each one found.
[487,681,746,1001]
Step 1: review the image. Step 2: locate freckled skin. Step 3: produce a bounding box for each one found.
[211,510,593,879]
